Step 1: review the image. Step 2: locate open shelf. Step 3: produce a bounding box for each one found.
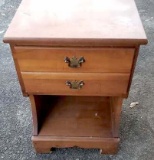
[31,95,121,153]
[36,96,113,138]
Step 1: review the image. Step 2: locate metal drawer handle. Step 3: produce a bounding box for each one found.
[66,80,84,89]
[64,56,85,68]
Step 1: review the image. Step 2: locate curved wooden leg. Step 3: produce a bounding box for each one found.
[33,145,56,153]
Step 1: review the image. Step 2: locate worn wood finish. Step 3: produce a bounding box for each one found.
[127,46,140,94]
[32,136,119,154]
[22,73,130,96]
[29,95,58,135]
[110,97,123,137]
[3,0,147,46]
[14,47,135,73]
[38,96,112,137]
[3,0,147,155]
[29,95,51,135]
[29,95,120,154]
[29,95,38,135]
[10,45,27,96]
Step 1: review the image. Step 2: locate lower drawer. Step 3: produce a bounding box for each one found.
[21,72,130,96]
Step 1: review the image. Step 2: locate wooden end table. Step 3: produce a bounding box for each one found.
[3,0,147,154]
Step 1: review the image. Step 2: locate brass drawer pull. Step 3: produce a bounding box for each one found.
[64,56,85,68]
[66,80,84,89]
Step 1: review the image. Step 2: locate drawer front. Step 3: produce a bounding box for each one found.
[21,72,130,96]
[14,47,134,73]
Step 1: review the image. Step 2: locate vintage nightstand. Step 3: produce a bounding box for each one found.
[3,0,147,154]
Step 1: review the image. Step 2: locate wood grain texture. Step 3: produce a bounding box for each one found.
[29,95,59,135]
[14,47,135,73]
[29,95,38,135]
[21,72,130,96]
[32,136,119,154]
[30,96,119,154]
[3,0,148,154]
[3,0,147,46]
[127,46,140,95]
[110,97,123,137]
[38,96,112,137]
[10,45,27,96]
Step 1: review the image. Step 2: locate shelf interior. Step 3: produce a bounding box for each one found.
[36,96,113,138]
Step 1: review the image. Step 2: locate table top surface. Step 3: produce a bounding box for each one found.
[4,0,147,45]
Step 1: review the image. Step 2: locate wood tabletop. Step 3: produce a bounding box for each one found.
[4,0,147,46]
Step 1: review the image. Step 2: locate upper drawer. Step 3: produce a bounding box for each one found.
[14,47,135,73]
